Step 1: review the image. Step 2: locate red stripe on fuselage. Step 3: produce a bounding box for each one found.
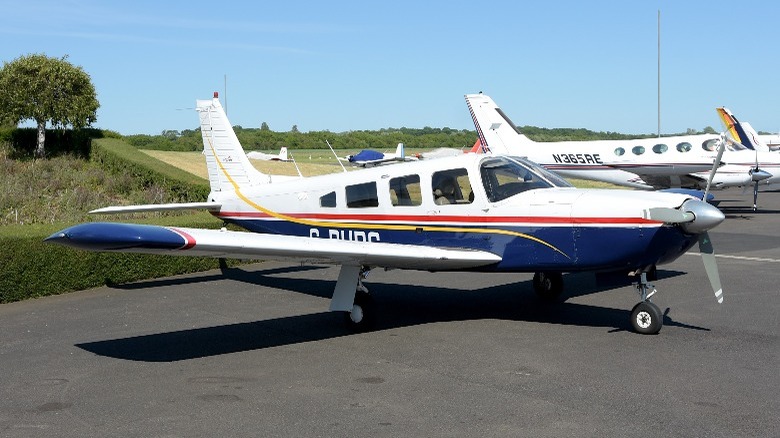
[214,211,658,225]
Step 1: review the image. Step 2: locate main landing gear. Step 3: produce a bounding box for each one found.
[532,272,564,301]
[344,279,375,332]
[331,265,376,332]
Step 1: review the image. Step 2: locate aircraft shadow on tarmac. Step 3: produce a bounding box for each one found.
[76,267,708,362]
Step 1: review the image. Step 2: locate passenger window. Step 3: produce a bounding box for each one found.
[676,142,692,152]
[632,146,646,155]
[614,147,625,156]
[432,169,473,205]
[652,144,668,154]
[346,182,378,208]
[320,191,336,208]
[389,175,421,206]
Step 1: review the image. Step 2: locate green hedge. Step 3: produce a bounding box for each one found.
[90,138,210,201]
[0,214,246,303]
[0,138,237,303]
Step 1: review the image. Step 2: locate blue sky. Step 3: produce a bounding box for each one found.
[2,0,778,136]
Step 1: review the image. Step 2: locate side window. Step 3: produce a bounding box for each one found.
[480,157,548,203]
[652,144,668,154]
[320,191,336,208]
[432,169,473,205]
[702,139,718,151]
[614,147,625,156]
[389,175,421,206]
[632,146,646,155]
[346,182,378,208]
[676,142,692,152]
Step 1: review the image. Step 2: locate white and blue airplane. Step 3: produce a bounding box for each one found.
[45,92,726,335]
[340,143,417,167]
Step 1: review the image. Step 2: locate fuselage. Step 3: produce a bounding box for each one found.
[210,154,700,273]
[513,133,780,189]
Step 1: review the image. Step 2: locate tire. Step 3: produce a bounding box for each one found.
[343,290,375,332]
[533,272,564,301]
[630,301,663,335]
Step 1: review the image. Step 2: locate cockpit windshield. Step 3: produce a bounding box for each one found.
[480,156,571,203]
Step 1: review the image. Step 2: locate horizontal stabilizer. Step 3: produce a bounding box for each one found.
[89,202,222,215]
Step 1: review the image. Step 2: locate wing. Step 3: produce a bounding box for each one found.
[45,222,502,271]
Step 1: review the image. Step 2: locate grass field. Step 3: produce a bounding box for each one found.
[141,148,623,189]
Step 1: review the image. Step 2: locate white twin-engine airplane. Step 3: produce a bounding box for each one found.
[465,93,779,200]
[45,92,726,335]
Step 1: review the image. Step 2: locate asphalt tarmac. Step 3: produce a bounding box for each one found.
[0,189,778,437]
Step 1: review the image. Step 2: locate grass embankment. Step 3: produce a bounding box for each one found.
[1,139,242,304]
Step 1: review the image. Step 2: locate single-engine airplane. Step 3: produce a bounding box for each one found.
[341,143,417,167]
[45,92,726,334]
[246,147,291,162]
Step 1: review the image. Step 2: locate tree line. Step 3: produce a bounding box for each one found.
[127,124,719,153]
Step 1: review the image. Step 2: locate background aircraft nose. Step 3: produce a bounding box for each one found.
[680,199,725,234]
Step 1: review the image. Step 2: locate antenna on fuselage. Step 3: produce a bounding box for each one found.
[288,150,303,177]
[326,139,348,173]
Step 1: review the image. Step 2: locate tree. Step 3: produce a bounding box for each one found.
[290,124,299,133]
[0,53,99,157]
[260,121,270,131]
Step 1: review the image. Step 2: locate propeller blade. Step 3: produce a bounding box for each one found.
[753,180,759,211]
[698,231,723,304]
[703,135,727,201]
[643,207,695,224]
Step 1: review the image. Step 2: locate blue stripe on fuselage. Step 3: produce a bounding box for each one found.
[226,218,697,272]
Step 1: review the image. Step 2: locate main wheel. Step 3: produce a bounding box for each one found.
[630,301,663,335]
[533,272,564,301]
[343,290,375,332]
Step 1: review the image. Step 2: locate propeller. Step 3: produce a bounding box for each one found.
[698,231,723,303]
[647,199,725,304]
[703,133,727,202]
[642,207,694,224]
[749,151,772,211]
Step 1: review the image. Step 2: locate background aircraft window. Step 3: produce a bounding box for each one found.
[346,182,378,208]
[632,146,646,155]
[432,169,472,205]
[320,191,336,208]
[614,147,625,156]
[702,139,718,151]
[652,144,668,154]
[480,157,551,203]
[389,175,421,206]
[676,142,692,152]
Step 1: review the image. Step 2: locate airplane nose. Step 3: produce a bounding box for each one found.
[680,199,725,234]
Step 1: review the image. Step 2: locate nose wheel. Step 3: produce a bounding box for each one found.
[631,272,663,334]
[630,301,662,334]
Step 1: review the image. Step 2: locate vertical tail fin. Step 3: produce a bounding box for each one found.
[464,93,535,155]
[395,142,405,158]
[278,147,289,161]
[197,93,268,192]
[716,107,769,151]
